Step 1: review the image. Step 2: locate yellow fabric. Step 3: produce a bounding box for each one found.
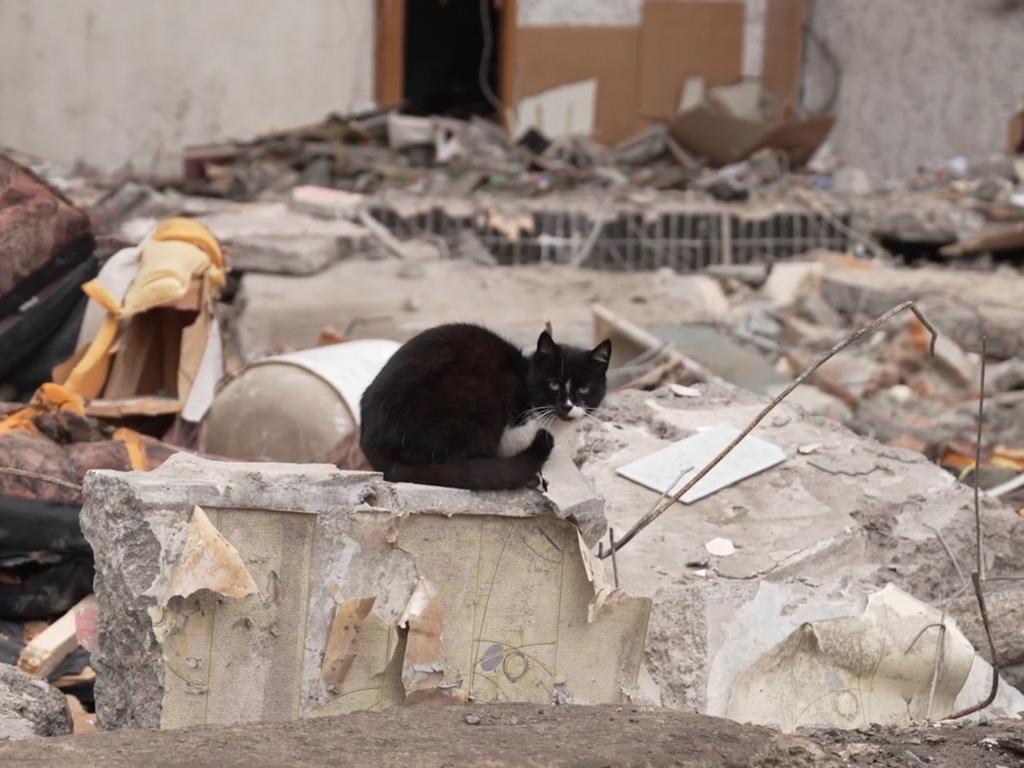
[152,218,224,268]
[81,279,121,314]
[59,217,226,399]
[35,383,86,415]
[0,384,88,434]
[122,239,210,316]
[0,408,38,434]
[113,427,150,471]
[62,314,120,398]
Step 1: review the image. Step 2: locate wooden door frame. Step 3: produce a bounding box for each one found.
[375,0,517,118]
[375,0,405,109]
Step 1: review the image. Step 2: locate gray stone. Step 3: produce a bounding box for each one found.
[765,382,853,423]
[199,202,370,275]
[229,235,346,275]
[947,585,1024,691]
[0,663,72,741]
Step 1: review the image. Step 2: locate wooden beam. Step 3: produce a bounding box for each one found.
[375,0,405,109]
[18,595,94,680]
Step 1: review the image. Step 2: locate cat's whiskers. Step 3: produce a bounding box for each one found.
[521,405,555,421]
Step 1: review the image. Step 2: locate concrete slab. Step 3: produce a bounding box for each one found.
[199,203,370,275]
[820,266,1024,358]
[82,456,647,730]
[575,383,1024,723]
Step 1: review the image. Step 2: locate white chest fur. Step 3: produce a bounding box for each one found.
[498,417,544,458]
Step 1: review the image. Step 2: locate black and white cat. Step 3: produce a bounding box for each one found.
[360,323,611,491]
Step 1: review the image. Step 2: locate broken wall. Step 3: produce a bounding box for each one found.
[802,0,1024,179]
[512,0,793,144]
[0,0,375,175]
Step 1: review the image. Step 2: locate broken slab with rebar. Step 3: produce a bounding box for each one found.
[573,381,1024,727]
[81,455,650,730]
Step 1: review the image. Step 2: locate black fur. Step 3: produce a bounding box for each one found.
[360,323,611,491]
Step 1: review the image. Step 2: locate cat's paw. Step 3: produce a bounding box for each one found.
[523,428,555,465]
[525,471,548,492]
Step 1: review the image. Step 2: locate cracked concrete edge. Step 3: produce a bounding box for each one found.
[83,453,560,520]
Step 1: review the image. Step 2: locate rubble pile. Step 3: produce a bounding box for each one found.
[1,81,1024,752]
[678,252,1024,511]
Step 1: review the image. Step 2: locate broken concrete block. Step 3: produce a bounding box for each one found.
[654,272,730,322]
[947,585,1024,691]
[726,584,1024,730]
[543,421,607,548]
[228,235,345,275]
[761,260,825,308]
[820,266,1024,358]
[765,382,853,423]
[0,663,72,741]
[289,186,364,220]
[199,203,370,275]
[573,384,1024,728]
[648,580,1024,732]
[82,455,648,730]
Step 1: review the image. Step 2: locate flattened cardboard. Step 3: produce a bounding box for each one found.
[1010,108,1024,154]
[667,103,834,167]
[514,26,647,145]
[616,425,787,504]
[516,79,598,139]
[761,0,808,112]
[637,1,745,119]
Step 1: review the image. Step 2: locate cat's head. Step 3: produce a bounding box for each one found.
[527,330,612,420]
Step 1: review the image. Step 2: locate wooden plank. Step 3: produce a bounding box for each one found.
[637,0,745,120]
[18,595,94,679]
[52,666,96,689]
[375,0,405,108]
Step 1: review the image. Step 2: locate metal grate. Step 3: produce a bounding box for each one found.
[367,203,852,271]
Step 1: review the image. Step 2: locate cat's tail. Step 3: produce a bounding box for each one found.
[382,430,554,491]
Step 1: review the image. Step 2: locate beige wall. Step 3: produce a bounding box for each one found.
[803,0,1024,180]
[0,0,375,175]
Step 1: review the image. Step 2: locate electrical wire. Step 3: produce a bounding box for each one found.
[478,0,514,129]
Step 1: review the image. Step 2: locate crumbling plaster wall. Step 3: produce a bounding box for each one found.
[803,0,1024,180]
[0,0,375,175]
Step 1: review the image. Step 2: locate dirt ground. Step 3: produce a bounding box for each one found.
[2,704,1023,768]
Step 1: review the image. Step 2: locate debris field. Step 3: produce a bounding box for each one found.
[2,46,1024,768]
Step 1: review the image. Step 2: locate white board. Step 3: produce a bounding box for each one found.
[616,425,786,504]
[516,79,597,139]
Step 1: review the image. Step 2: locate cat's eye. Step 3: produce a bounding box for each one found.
[578,386,590,395]
[548,381,560,391]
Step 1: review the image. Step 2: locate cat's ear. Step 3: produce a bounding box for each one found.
[536,330,557,357]
[590,339,612,369]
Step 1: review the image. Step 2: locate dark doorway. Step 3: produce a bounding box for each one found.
[403,0,502,119]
